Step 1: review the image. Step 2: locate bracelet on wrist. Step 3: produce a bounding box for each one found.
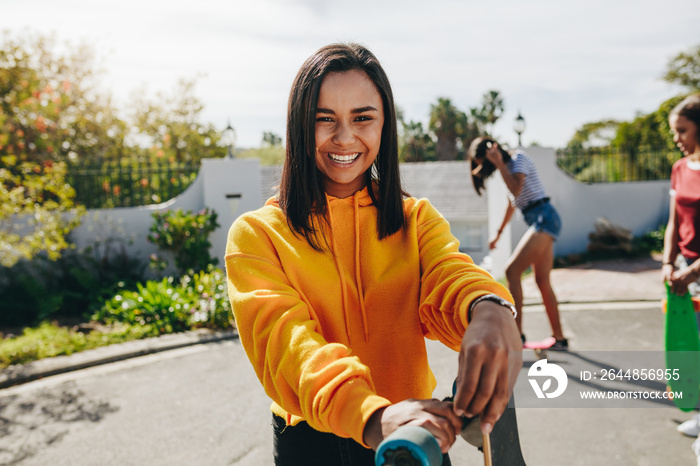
[468,294,517,323]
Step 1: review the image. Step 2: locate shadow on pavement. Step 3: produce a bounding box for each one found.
[0,381,118,465]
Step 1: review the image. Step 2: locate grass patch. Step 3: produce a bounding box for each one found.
[0,321,156,369]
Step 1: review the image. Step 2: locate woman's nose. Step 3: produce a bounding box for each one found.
[332,121,355,145]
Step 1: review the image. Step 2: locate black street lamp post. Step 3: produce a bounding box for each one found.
[222,121,237,159]
[514,111,526,148]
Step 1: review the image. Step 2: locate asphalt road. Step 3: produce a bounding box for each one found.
[0,302,696,465]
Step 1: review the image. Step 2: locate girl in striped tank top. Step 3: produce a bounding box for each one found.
[468,137,568,351]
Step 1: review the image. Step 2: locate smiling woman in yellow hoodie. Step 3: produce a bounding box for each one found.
[225,43,522,466]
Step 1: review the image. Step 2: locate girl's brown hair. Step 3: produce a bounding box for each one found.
[467,136,512,195]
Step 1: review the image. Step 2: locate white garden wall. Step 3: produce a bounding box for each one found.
[68,151,670,282]
[70,158,262,273]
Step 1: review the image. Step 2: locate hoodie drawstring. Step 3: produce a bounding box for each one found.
[353,194,369,342]
[325,196,352,340]
[325,192,370,343]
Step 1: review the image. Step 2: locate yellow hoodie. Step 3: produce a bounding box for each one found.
[225,187,512,447]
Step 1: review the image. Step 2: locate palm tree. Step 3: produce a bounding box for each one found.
[457,110,482,159]
[480,90,505,135]
[429,97,464,161]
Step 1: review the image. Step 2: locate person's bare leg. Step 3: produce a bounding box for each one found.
[504,228,541,335]
[531,233,565,340]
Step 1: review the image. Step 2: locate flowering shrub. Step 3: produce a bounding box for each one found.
[147,208,219,275]
[93,267,233,336]
[180,265,233,330]
[94,277,194,336]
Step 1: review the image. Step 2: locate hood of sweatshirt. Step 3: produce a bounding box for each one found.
[266,187,374,342]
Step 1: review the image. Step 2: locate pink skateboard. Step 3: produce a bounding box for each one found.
[523,337,556,359]
[523,336,556,349]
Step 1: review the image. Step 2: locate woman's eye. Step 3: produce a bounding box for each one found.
[316,117,333,122]
[355,116,372,122]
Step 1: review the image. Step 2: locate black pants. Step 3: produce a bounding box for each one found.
[272,414,452,466]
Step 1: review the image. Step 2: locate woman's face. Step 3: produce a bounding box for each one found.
[314,69,384,198]
[669,114,699,157]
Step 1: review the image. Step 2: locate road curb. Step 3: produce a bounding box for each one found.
[523,299,661,312]
[0,329,237,390]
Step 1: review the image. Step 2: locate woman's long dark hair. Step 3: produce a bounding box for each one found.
[467,136,512,195]
[278,43,405,250]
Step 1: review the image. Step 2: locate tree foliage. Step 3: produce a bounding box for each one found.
[0,156,84,267]
[565,120,619,150]
[262,131,282,147]
[129,79,227,164]
[563,43,700,181]
[0,32,128,165]
[400,118,435,162]
[663,44,700,91]
[560,95,687,182]
[429,98,463,161]
[479,89,505,132]
[0,33,91,266]
[0,31,230,264]
[422,90,504,162]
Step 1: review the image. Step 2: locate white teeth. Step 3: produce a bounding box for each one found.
[329,153,360,163]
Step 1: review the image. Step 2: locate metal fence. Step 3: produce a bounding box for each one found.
[555,146,678,183]
[66,160,200,209]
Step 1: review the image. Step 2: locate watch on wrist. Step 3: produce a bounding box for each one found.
[468,293,517,323]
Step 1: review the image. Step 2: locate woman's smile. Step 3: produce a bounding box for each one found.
[327,152,361,164]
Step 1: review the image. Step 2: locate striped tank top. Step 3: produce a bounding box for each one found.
[506,150,547,210]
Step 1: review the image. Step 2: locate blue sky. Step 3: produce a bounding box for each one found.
[2,0,699,149]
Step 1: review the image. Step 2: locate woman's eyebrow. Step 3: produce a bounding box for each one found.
[315,106,379,114]
[352,106,379,114]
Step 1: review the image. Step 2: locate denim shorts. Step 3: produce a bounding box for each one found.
[522,200,562,240]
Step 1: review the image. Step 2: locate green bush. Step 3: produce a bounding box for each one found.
[148,208,220,275]
[93,267,233,336]
[632,224,666,255]
[94,277,194,336]
[0,246,147,327]
[181,266,233,330]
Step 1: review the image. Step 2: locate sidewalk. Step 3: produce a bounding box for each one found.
[522,254,664,305]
